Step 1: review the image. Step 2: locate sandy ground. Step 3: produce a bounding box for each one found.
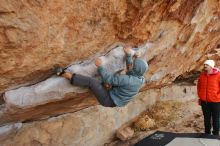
[105,99,204,146]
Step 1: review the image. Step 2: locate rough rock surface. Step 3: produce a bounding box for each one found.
[0,0,220,125]
[106,99,204,146]
[0,84,197,146]
[1,0,220,94]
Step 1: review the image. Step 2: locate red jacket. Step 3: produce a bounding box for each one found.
[197,68,220,102]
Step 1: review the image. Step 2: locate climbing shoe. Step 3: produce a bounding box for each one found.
[54,67,66,76]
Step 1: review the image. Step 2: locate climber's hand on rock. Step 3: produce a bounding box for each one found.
[95,58,102,67]
[134,51,141,58]
[123,46,132,55]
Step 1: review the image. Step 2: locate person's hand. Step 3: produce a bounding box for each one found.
[95,58,102,67]
[134,51,141,58]
[103,83,112,90]
[123,46,132,55]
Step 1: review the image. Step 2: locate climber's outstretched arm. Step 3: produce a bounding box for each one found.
[95,58,129,86]
[124,46,133,72]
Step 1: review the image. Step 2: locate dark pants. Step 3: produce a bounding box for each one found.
[70,74,116,107]
[201,101,220,135]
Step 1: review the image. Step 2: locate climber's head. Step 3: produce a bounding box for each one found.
[128,58,148,76]
[133,58,148,76]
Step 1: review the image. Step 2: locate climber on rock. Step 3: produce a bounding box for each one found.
[55,46,148,107]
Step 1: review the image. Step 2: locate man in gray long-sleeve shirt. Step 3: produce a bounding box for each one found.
[56,46,148,107]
